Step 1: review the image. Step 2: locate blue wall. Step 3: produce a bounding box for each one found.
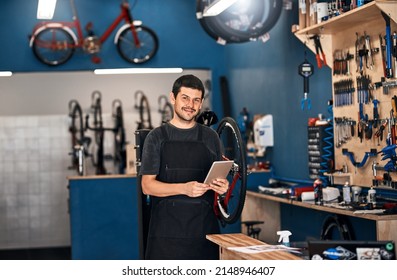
[0,0,332,182]
[224,3,333,180]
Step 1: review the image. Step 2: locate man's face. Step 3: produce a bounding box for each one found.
[171,87,203,122]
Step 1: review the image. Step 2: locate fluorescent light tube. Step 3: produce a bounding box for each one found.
[0,71,12,77]
[94,68,184,75]
[203,0,238,17]
[37,0,57,20]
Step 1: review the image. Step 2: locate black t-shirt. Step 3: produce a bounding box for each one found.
[139,122,222,176]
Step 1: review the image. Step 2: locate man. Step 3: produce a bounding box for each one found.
[139,74,229,260]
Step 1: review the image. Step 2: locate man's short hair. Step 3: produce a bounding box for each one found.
[172,74,205,99]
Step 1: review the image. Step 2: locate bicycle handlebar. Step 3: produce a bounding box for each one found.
[85,114,117,133]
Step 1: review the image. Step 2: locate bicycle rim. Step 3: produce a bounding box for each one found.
[161,102,173,125]
[90,100,106,174]
[117,25,158,64]
[68,101,84,170]
[139,95,154,129]
[32,27,75,66]
[113,105,126,173]
[215,117,247,224]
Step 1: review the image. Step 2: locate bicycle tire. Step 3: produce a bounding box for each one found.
[215,117,247,224]
[32,27,75,66]
[68,100,84,170]
[117,25,159,64]
[112,100,126,174]
[160,102,173,125]
[90,95,107,175]
[137,94,154,130]
[320,215,353,240]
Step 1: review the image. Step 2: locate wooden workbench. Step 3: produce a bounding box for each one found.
[206,233,302,260]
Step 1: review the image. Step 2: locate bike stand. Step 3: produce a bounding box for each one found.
[241,220,264,240]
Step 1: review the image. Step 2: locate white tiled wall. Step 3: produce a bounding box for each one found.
[0,115,71,249]
[0,110,159,249]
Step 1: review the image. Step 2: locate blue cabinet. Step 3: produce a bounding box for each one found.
[68,175,142,260]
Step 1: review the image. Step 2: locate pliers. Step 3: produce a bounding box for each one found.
[311,35,327,68]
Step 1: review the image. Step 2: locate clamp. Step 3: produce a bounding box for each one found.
[342,148,377,168]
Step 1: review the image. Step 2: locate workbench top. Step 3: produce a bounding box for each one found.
[206,233,302,260]
[68,173,137,180]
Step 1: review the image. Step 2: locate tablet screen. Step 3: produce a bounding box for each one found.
[203,160,234,184]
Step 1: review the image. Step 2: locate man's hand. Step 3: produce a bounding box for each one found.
[207,178,229,195]
[184,181,210,197]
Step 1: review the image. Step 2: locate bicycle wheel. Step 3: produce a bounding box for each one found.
[68,100,84,170]
[137,94,154,130]
[117,25,159,64]
[215,117,247,224]
[90,96,107,175]
[160,102,173,125]
[32,27,75,66]
[112,100,126,174]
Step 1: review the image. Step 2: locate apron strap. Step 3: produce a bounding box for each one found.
[160,125,169,141]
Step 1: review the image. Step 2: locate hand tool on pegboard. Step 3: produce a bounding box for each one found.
[356,34,368,75]
[298,51,314,110]
[393,31,397,79]
[391,97,397,144]
[381,12,393,78]
[372,98,380,128]
[379,34,387,77]
[375,119,388,143]
[364,31,377,70]
[310,35,327,68]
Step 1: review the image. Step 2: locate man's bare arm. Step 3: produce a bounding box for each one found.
[141,174,210,198]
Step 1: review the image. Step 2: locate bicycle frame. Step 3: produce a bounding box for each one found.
[30,0,140,49]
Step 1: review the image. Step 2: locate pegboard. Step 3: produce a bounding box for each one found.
[294,1,397,188]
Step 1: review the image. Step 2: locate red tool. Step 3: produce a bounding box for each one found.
[311,35,327,68]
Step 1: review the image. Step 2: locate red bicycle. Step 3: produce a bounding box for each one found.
[29,0,158,66]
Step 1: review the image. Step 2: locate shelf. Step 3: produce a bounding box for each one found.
[247,190,397,221]
[293,1,397,69]
[295,1,396,36]
[295,2,381,36]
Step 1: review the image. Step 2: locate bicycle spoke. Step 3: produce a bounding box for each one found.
[32,28,75,66]
[117,26,158,64]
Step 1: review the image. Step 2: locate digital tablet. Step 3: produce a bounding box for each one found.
[203,160,234,184]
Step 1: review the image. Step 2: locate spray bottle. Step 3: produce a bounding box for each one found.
[367,187,376,205]
[277,230,292,247]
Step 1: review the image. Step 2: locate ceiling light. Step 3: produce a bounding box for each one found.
[0,71,12,77]
[94,68,184,75]
[203,0,239,17]
[37,0,57,20]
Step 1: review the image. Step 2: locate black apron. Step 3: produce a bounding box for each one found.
[145,125,220,260]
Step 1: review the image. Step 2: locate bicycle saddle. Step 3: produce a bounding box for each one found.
[196,110,218,127]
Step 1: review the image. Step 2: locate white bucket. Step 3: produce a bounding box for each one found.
[317,2,329,23]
